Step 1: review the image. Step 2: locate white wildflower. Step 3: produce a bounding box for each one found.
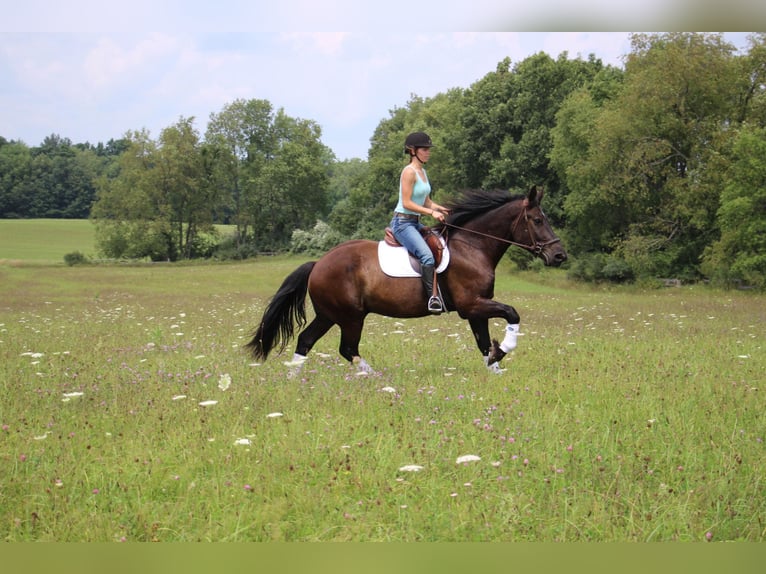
[456,454,481,464]
[171,395,187,401]
[380,386,397,393]
[62,392,84,398]
[234,438,251,446]
[218,373,232,391]
[198,400,218,407]
[266,412,284,418]
[398,465,424,472]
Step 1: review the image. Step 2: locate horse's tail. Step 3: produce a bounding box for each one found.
[245,261,315,360]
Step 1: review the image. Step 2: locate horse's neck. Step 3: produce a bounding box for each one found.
[451,204,517,264]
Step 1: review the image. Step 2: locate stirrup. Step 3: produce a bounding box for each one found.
[427,295,444,314]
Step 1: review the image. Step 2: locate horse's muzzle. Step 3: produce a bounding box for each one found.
[541,242,568,267]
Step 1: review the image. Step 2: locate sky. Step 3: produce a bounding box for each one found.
[1,2,761,160]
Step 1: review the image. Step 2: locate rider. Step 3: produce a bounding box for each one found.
[390,131,450,314]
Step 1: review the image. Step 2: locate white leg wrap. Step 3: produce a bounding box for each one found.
[353,356,374,375]
[499,323,520,353]
[284,353,307,378]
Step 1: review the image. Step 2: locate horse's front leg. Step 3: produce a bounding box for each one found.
[464,300,521,371]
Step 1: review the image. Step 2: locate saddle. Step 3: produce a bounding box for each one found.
[384,226,444,269]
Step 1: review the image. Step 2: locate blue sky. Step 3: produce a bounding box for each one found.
[1,2,758,160]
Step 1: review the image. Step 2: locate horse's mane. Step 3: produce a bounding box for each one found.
[444,189,524,228]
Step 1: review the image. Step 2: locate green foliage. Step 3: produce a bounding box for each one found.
[702,124,766,288]
[290,220,344,256]
[567,252,635,283]
[556,33,765,285]
[63,251,90,266]
[206,101,332,252]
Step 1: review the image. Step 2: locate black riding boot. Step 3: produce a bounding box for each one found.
[421,264,443,314]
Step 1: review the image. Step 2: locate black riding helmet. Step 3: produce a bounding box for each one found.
[404,131,434,155]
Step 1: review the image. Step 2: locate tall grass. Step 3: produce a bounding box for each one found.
[0,259,763,541]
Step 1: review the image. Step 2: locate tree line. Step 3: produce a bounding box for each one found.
[1,33,765,288]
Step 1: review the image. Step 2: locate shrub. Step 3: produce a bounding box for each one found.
[63,251,90,266]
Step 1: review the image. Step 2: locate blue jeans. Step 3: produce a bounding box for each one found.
[390,215,434,266]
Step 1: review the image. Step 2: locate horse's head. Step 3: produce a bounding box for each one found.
[513,186,568,267]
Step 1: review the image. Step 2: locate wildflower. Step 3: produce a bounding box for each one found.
[398,465,424,472]
[171,395,187,401]
[218,373,232,391]
[380,386,397,393]
[198,400,218,407]
[456,454,481,464]
[705,532,713,542]
[92,488,100,495]
[62,392,84,398]
[234,438,251,446]
[243,484,253,491]
[266,412,283,418]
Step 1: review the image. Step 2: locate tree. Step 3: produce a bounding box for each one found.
[558,33,745,279]
[0,140,32,218]
[91,129,167,259]
[205,98,275,246]
[248,111,331,249]
[702,125,766,288]
[206,100,331,252]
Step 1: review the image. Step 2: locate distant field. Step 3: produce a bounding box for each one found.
[0,219,237,264]
[0,219,98,263]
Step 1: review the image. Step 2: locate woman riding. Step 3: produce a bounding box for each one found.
[390,131,450,313]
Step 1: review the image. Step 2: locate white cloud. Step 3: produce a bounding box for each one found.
[0,31,754,158]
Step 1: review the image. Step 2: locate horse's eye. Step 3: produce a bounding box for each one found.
[533,217,543,225]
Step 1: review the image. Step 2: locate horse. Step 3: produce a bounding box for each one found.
[245,185,567,375]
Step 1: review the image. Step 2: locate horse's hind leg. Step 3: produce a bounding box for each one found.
[286,315,334,378]
[295,315,334,357]
[338,320,375,374]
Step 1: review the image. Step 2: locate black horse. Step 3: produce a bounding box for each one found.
[246,186,567,375]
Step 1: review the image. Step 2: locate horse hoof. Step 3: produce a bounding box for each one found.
[487,339,507,365]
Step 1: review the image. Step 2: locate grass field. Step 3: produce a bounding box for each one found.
[0,222,764,542]
[0,219,98,263]
[0,219,236,264]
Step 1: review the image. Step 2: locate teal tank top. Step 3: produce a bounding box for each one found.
[395,165,431,214]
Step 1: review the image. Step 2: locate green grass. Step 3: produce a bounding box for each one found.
[1,254,764,541]
[0,219,237,264]
[0,219,98,263]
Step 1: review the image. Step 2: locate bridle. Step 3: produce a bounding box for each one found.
[442,199,561,257]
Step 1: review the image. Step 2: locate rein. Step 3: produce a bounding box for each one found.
[442,203,561,256]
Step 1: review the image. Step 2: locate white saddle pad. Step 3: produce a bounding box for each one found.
[378,237,450,278]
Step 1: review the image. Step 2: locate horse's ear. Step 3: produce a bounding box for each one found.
[527,185,543,206]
